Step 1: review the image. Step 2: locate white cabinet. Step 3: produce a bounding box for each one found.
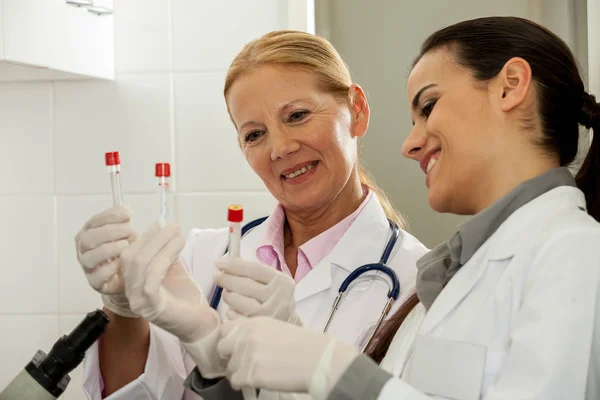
[0,0,114,81]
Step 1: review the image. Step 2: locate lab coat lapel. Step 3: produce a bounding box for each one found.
[294,252,334,302]
[486,187,587,260]
[330,194,390,272]
[418,187,587,335]
[418,251,489,335]
[294,195,390,302]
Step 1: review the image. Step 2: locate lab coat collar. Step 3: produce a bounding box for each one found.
[418,186,588,335]
[416,168,576,310]
[457,167,576,265]
[487,186,587,260]
[329,193,391,271]
[294,251,334,302]
[294,194,391,302]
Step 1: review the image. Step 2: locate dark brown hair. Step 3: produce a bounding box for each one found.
[365,16,600,363]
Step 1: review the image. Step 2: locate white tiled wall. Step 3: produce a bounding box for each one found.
[0,0,296,397]
[171,0,283,71]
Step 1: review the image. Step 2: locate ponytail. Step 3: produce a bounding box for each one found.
[575,92,600,222]
[364,292,419,363]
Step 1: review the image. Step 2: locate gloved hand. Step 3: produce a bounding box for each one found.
[119,222,225,378]
[75,206,137,317]
[214,257,302,325]
[217,316,359,398]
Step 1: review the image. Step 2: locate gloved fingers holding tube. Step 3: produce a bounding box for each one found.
[76,205,136,294]
[119,221,225,378]
[217,316,359,398]
[74,151,139,318]
[215,257,303,326]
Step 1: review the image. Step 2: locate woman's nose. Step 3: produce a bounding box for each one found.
[270,129,301,161]
[401,127,428,161]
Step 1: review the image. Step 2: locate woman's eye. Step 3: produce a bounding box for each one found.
[420,100,437,118]
[288,110,309,122]
[244,130,264,142]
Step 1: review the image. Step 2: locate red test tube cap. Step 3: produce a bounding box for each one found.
[155,163,171,177]
[105,152,120,166]
[228,205,244,222]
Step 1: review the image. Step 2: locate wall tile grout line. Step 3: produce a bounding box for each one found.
[167,0,179,220]
[115,70,229,76]
[51,80,60,336]
[53,190,273,196]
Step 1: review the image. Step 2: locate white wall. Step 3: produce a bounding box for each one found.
[317,0,590,248]
[0,0,304,397]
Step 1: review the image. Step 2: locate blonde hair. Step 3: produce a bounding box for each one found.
[224,30,408,230]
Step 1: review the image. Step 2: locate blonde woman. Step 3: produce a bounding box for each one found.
[74,31,427,399]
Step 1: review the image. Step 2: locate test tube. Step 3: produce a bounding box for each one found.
[227,205,243,257]
[227,206,256,400]
[105,152,123,206]
[155,163,171,228]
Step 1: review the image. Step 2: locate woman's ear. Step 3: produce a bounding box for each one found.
[497,57,533,112]
[349,83,370,138]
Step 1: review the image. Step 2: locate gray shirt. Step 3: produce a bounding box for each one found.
[184,369,245,399]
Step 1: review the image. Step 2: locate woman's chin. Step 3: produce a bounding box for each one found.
[283,196,325,211]
[427,187,451,214]
[280,187,332,211]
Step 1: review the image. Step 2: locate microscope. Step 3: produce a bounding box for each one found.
[0,309,109,399]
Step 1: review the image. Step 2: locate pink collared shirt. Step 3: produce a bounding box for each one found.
[256,189,373,282]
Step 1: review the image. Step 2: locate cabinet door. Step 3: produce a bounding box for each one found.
[3,0,51,67]
[50,0,114,79]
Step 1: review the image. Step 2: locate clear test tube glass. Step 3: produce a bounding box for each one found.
[227,205,256,399]
[227,205,258,400]
[105,152,123,206]
[155,163,171,227]
[227,205,243,257]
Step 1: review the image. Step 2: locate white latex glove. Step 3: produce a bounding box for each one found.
[120,222,225,378]
[217,316,359,398]
[75,206,137,317]
[214,257,302,325]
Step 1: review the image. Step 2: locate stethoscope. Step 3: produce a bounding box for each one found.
[209,216,401,353]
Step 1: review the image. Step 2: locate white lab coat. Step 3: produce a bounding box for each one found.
[82,194,428,399]
[375,186,600,400]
